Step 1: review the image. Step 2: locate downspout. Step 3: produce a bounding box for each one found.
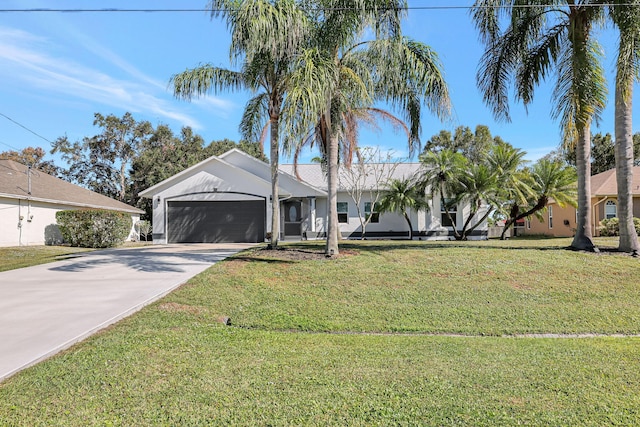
[27,165,32,224]
[18,199,23,246]
[592,196,608,236]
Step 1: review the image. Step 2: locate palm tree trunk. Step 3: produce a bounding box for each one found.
[615,78,639,253]
[571,126,596,251]
[459,202,479,240]
[270,113,281,249]
[465,207,494,237]
[325,113,340,256]
[501,204,519,240]
[403,211,413,240]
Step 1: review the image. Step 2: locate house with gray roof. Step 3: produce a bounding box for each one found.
[139,148,489,243]
[0,159,144,247]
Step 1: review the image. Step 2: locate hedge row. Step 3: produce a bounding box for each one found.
[598,217,640,237]
[56,209,132,248]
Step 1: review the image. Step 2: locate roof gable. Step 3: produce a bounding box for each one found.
[0,160,143,213]
[591,167,640,196]
[138,152,276,197]
[221,149,326,196]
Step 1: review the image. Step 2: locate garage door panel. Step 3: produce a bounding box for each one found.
[168,200,265,243]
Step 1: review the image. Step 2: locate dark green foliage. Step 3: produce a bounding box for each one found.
[544,132,640,175]
[56,209,131,248]
[52,113,154,203]
[422,125,498,164]
[598,217,640,237]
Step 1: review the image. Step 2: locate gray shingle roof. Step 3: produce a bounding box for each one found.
[0,160,143,213]
[279,162,422,191]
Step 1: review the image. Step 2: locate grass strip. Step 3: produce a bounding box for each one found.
[0,246,93,272]
[1,319,638,426]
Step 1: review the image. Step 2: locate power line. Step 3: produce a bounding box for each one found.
[0,4,637,13]
[0,112,53,144]
[0,139,22,152]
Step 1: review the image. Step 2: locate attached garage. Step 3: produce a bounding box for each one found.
[167,200,265,243]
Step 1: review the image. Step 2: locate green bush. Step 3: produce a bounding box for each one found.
[56,209,132,248]
[598,217,640,236]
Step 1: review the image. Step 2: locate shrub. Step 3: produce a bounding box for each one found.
[56,209,132,248]
[598,217,640,237]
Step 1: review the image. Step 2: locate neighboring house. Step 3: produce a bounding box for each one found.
[139,148,489,244]
[520,167,640,237]
[0,160,144,247]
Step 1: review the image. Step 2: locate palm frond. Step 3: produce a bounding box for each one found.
[239,93,270,145]
[170,66,245,100]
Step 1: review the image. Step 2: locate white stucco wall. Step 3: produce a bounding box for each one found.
[0,197,140,247]
[310,193,487,240]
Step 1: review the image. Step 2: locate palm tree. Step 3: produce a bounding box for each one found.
[455,163,501,240]
[417,150,466,239]
[487,142,536,240]
[502,158,578,237]
[283,0,450,256]
[377,178,429,240]
[170,0,310,249]
[609,1,640,253]
[472,1,608,251]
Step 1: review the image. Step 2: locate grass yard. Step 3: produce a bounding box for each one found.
[0,245,93,272]
[1,238,639,425]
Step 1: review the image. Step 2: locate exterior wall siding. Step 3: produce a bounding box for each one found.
[0,197,139,247]
[309,192,488,240]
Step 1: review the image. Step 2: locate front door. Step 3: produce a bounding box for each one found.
[283,200,302,238]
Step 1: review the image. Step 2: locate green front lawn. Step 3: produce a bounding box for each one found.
[1,238,639,426]
[0,246,93,272]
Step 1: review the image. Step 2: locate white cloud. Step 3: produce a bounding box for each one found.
[0,25,229,129]
[192,96,237,117]
[523,146,557,162]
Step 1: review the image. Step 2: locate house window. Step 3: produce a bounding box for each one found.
[605,200,617,219]
[526,218,531,229]
[364,202,379,223]
[548,205,553,229]
[441,198,457,227]
[337,202,348,223]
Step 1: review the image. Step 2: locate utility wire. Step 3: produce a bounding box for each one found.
[0,112,54,144]
[0,139,22,152]
[0,4,637,12]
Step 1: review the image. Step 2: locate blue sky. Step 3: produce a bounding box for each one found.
[0,0,635,166]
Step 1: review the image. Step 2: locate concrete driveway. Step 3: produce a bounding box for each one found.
[0,243,254,381]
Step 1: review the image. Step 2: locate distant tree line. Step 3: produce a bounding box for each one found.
[543,132,640,176]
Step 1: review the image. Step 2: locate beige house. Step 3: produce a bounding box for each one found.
[0,160,143,247]
[520,167,640,237]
